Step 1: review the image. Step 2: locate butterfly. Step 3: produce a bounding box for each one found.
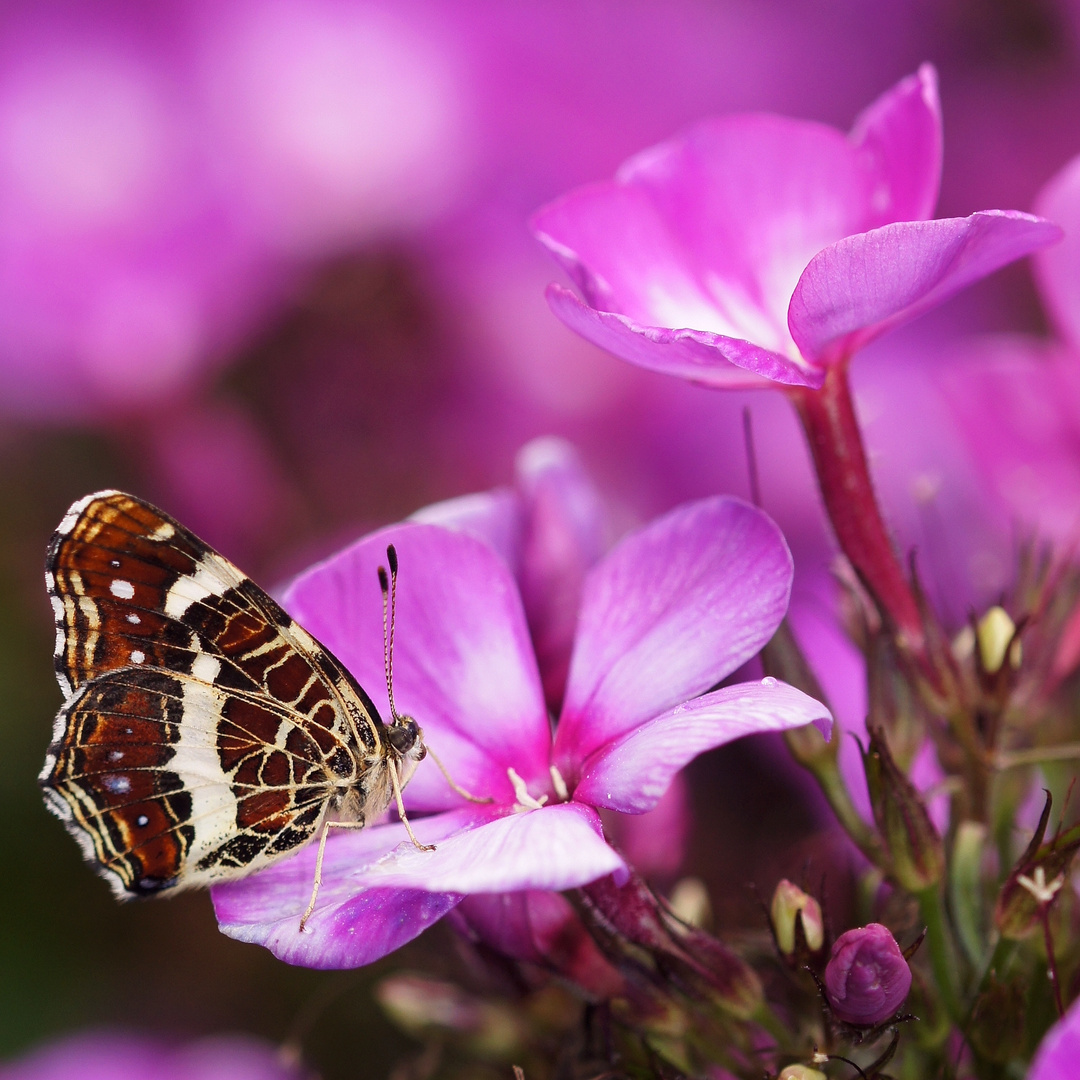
[40,490,436,923]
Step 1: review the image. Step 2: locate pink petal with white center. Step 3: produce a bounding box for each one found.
[213,807,492,969]
[1034,151,1080,352]
[546,284,820,388]
[555,497,792,774]
[283,522,550,808]
[848,64,942,226]
[788,211,1063,365]
[574,680,832,814]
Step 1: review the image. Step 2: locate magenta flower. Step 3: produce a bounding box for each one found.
[944,152,1080,546]
[531,65,1060,390]
[824,923,912,1026]
[0,1032,303,1080]
[213,495,831,968]
[1029,995,1080,1080]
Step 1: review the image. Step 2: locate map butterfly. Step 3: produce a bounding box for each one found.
[40,490,429,913]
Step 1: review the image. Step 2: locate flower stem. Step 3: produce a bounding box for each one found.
[917,885,962,1024]
[787,363,925,658]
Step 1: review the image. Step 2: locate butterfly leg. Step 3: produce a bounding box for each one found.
[390,758,435,853]
[424,743,494,804]
[299,818,367,932]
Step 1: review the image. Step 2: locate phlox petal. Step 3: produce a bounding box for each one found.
[545,285,819,388]
[789,211,1062,365]
[573,680,832,814]
[1029,994,1080,1080]
[283,522,551,807]
[213,809,489,969]
[848,63,941,226]
[556,497,792,774]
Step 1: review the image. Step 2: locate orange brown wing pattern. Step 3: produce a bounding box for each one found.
[41,491,390,897]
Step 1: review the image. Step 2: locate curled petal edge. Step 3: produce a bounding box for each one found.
[546,284,824,389]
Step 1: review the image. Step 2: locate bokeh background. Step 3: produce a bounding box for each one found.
[0,1,1077,1076]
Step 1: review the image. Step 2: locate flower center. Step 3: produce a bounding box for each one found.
[507,767,547,812]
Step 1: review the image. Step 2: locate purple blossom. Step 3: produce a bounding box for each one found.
[824,923,912,1026]
[531,65,1060,390]
[213,493,831,968]
[1029,994,1080,1080]
[0,1032,304,1080]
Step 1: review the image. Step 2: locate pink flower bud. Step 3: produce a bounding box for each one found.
[824,923,912,1026]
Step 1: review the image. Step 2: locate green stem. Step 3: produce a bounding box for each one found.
[917,886,962,1024]
[797,742,887,869]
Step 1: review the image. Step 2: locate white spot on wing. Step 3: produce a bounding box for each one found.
[130,650,145,664]
[190,651,221,683]
[110,580,135,599]
[126,613,141,625]
[151,522,175,541]
[164,558,233,618]
[103,774,131,794]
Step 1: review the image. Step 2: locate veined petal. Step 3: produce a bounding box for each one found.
[574,680,831,814]
[546,285,821,388]
[555,497,793,774]
[283,522,550,809]
[213,808,490,969]
[789,211,1063,365]
[364,802,625,893]
[848,63,942,225]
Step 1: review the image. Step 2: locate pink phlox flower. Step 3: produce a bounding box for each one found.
[213,475,832,968]
[943,153,1080,547]
[531,64,1061,390]
[0,1031,304,1080]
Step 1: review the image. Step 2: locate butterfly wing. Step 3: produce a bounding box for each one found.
[41,491,388,897]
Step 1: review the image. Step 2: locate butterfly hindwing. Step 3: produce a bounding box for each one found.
[41,491,392,897]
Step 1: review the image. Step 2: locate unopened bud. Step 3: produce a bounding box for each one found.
[824,923,912,1026]
[863,727,944,890]
[770,879,824,956]
[976,606,1020,673]
[778,1067,827,1080]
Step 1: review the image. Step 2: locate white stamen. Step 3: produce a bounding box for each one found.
[549,764,569,801]
[507,767,547,812]
[1017,866,1064,905]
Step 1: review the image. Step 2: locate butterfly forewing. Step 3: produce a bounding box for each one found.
[42,491,390,898]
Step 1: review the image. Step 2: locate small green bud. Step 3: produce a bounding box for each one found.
[976,606,1020,673]
[770,879,824,956]
[778,1067,828,1080]
[863,727,944,890]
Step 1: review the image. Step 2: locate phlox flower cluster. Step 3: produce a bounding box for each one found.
[20,39,1080,1080]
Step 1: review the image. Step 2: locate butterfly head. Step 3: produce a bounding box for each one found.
[385,714,426,761]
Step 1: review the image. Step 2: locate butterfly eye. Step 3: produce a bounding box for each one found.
[386,717,419,755]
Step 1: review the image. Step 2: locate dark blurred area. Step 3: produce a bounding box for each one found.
[1,1,1078,1076]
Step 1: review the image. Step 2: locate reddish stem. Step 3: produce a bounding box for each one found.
[787,363,925,657]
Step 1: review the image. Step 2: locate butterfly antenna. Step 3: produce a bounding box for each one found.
[378,545,401,722]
